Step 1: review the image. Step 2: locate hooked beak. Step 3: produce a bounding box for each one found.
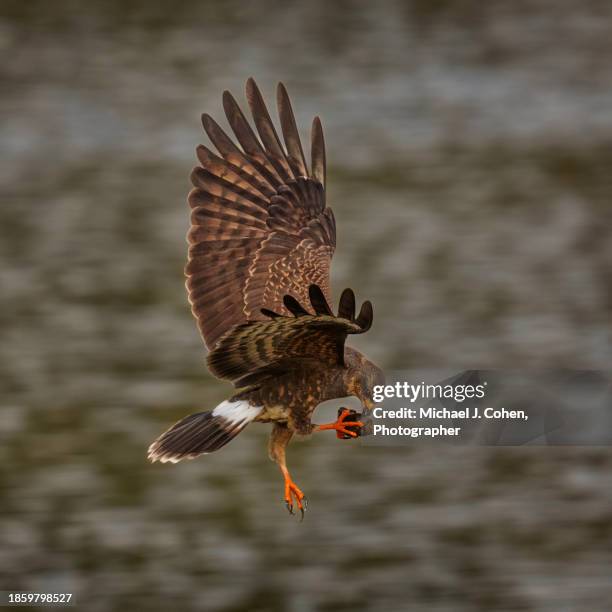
[362,397,375,413]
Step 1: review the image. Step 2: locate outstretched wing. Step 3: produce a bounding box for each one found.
[207,286,373,388]
[187,78,335,349]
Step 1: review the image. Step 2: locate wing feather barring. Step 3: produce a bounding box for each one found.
[148,79,383,518]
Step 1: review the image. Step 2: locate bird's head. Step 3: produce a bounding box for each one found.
[343,348,385,412]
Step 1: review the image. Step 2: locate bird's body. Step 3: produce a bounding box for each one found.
[241,367,344,433]
[235,346,372,433]
[148,79,383,515]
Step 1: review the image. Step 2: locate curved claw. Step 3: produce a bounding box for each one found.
[284,478,306,518]
[299,496,309,521]
[316,408,364,439]
[335,408,364,439]
[336,426,359,438]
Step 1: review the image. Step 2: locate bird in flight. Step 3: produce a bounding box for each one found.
[148,78,383,517]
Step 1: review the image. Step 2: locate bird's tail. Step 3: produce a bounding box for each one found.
[147,399,262,463]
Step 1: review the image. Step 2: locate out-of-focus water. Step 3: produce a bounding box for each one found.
[1,1,611,610]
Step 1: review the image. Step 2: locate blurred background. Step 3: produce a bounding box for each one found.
[1,1,611,610]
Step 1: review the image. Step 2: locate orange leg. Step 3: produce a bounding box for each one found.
[281,465,307,517]
[315,408,364,439]
[269,423,307,519]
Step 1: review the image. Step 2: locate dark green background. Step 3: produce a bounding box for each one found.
[1,1,611,610]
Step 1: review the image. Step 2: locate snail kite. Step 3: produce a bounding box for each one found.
[148,78,383,517]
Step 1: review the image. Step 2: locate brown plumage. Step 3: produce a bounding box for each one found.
[148,79,383,516]
[187,78,334,349]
